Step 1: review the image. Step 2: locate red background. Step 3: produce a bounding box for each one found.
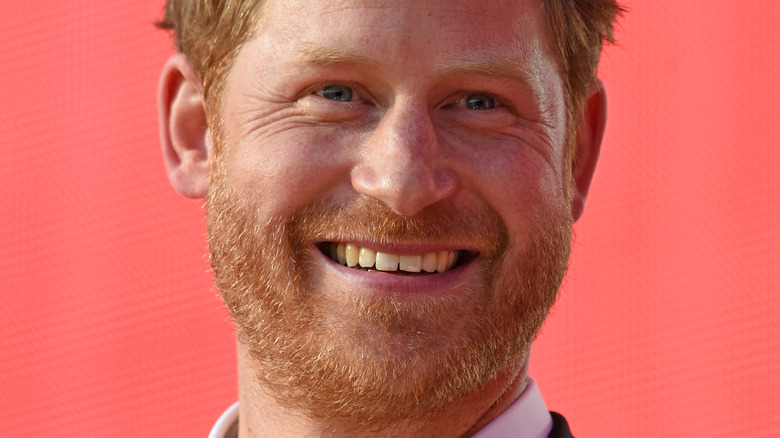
[1,1,778,436]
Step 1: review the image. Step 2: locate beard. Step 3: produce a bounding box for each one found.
[207,163,573,432]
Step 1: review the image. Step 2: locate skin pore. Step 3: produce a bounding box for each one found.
[159,0,607,436]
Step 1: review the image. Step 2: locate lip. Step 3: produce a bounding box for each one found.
[311,243,481,297]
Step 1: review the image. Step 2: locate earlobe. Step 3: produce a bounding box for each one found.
[158,53,212,199]
[571,79,607,222]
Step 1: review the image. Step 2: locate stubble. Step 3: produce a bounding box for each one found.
[206,159,572,432]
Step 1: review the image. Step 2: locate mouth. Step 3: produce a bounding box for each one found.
[317,242,472,274]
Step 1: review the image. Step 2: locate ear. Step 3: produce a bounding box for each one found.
[570,79,607,222]
[158,53,212,198]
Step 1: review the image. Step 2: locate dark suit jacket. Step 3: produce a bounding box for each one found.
[548,412,574,438]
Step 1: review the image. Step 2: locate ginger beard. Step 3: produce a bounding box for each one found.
[207,157,573,431]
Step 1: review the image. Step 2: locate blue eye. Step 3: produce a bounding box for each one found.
[464,93,496,110]
[318,85,354,102]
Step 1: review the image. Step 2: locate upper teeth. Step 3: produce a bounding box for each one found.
[328,242,459,273]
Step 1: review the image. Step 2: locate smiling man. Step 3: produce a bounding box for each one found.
[157,0,622,437]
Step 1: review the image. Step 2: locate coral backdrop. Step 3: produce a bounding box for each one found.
[1,1,778,436]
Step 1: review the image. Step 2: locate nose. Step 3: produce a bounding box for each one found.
[351,104,458,216]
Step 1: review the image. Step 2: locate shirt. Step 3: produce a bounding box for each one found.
[209,379,553,438]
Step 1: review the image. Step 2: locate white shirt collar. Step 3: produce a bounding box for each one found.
[208,401,239,438]
[472,379,553,438]
[209,379,552,438]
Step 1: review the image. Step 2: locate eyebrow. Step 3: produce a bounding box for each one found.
[295,46,377,66]
[294,45,536,86]
[433,54,536,86]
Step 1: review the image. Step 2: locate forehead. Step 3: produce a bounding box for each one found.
[253,0,552,68]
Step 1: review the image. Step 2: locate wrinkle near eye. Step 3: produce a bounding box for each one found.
[232,103,311,144]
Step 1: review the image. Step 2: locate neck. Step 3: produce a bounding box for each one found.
[235,343,530,438]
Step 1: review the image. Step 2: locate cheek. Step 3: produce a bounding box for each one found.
[221,128,359,217]
[499,167,558,217]
[458,142,562,204]
[459,151,567,248]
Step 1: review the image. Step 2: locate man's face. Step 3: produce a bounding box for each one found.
[208,0,573,428]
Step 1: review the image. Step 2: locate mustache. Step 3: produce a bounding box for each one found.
[286,196,509,256]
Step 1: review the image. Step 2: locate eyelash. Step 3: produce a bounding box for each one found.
[302,82,366,102]
[318,84,354,102]
[450,91,515,114]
